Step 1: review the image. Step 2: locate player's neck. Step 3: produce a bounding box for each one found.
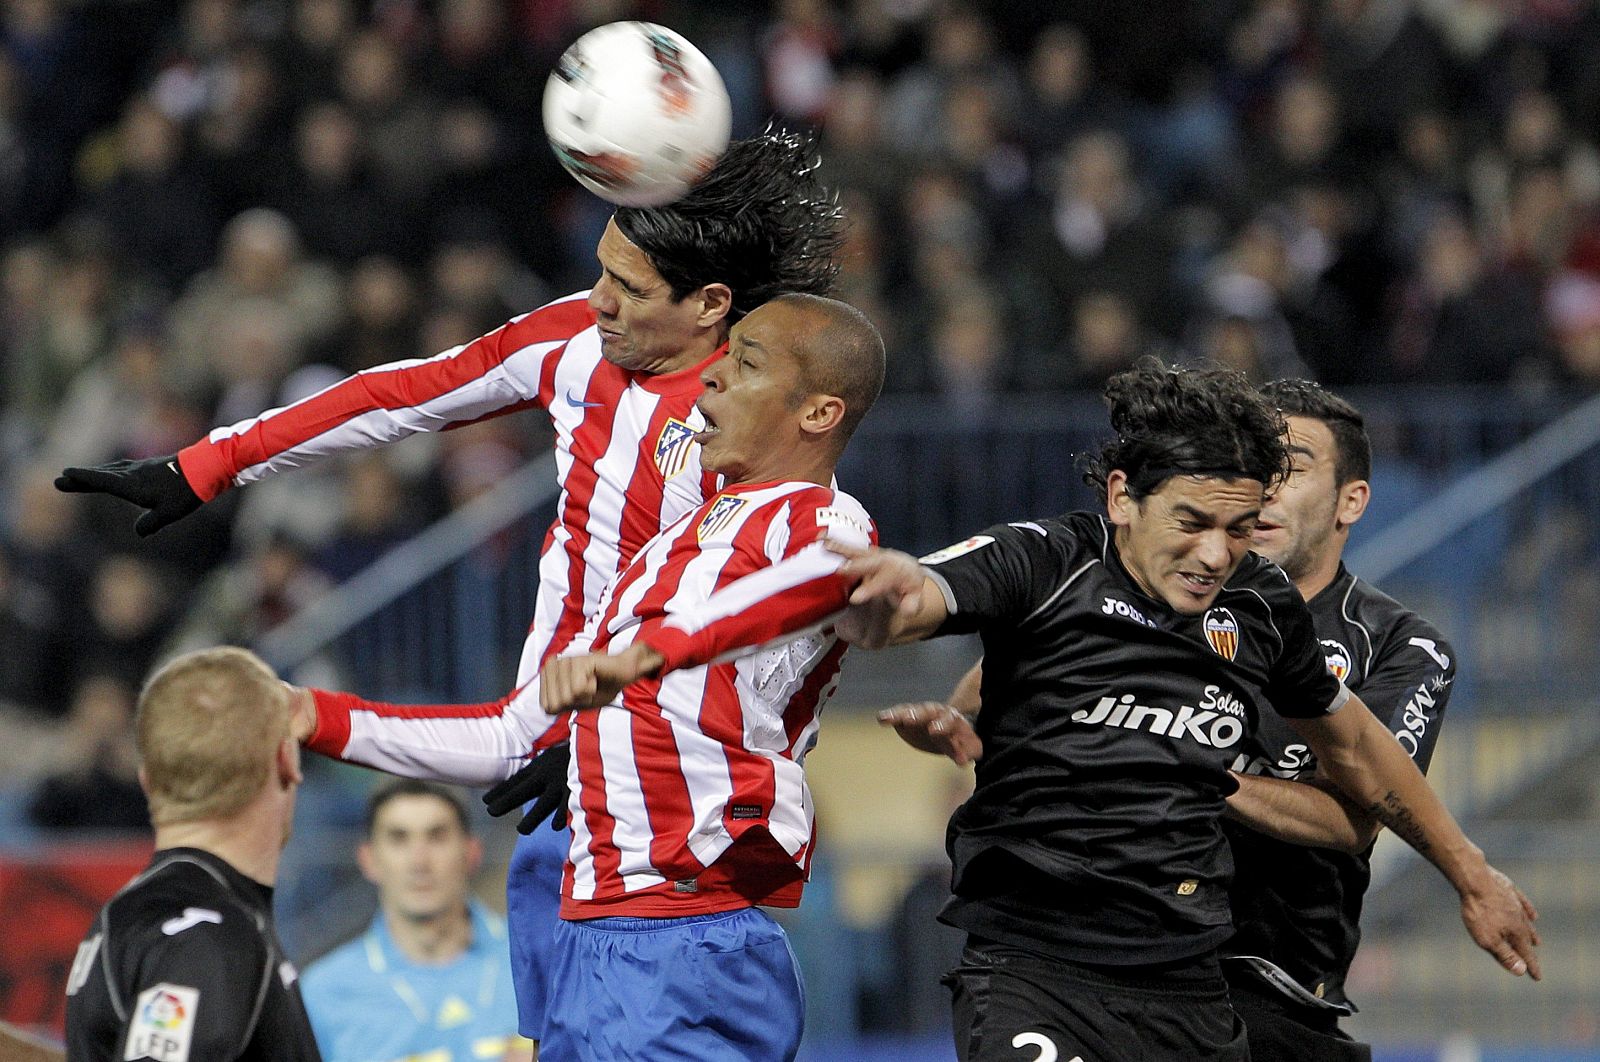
[1294,548,1345,603]
[385,904,473,964]
[154,810,284,887]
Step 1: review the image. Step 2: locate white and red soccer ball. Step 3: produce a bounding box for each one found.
[542,22,733,208]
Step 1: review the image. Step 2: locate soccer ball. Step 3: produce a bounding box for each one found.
[542,22,733,208]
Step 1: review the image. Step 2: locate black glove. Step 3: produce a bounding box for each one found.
[55,454,203,537]
[483,744,571,834]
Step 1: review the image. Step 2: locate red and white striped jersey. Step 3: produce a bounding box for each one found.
[177,291,722,752]
[306,479,876,919]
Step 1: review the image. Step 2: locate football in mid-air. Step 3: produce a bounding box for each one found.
[542,22,733,208]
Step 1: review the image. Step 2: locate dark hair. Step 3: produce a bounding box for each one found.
[364,779,471,837]
[776,292,885,445]
[613,127,844,317]
[1082,358,1290,503]
[1260,378,1371,485]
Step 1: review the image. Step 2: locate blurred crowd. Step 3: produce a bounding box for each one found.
[6,0,1600,832]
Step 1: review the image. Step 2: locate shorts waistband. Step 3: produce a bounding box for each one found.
[964,937,1229,1000]
[567,908,761,934]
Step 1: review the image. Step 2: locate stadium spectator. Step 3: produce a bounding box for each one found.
[846,362,1536,1060]
[25,674,147,833]
[300,780,528,1062]
[62,646,321,1059]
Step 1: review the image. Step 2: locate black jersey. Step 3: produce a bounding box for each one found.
[1223,565,1454,1012]
[923,512,1346,966]
[64,847,321,1062]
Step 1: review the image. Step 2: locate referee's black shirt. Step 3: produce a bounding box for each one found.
[1224,565,1455,1010]
[923,512,1346,966]
[64,847,321,1061]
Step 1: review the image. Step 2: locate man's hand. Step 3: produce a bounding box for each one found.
[55,454,202,537]
[483,744,572,834]
[282,683,317,743]
[878,702,983,765]
[825,541,935,648]
[1459,863,1541,980]
[540,643,665,713]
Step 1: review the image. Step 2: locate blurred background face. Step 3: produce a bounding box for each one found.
[359,793,480,923]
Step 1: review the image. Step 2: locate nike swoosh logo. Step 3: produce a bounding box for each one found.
[565,389,604,409]
[161,907,223,936]
[167,460,181,476]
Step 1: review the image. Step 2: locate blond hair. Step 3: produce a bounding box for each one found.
[136,647,288,826]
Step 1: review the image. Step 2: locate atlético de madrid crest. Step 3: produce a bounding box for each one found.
[1202,607,1240,661]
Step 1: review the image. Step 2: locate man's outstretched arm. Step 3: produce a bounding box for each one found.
[1290,695,1541,979]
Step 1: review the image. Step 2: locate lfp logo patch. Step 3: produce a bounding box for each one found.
[1321,639,1352,681]
[697,495,746,540]
[125,983,200,1060]
[1202,607,1240,661]
[654,418,696,479]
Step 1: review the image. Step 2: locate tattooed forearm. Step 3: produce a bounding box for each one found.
[1368,790,1433,857]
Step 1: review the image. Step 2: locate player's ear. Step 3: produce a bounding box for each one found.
[694,283,734,329]
[466,835,484,874]
[1105,470,1135,526]
[356,841,378,885]
[1336,478,1370,530]
[277,738,303,789]
[799,394,845,438]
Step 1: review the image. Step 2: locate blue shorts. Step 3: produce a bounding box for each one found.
[540,907,806,1062]
[506,822,569,1040]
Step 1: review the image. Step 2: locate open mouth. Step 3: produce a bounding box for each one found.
[1177,571,1220,595]
[693,404,721,445]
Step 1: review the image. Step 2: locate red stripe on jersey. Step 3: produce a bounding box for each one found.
[307,689,354,757]
[572,694,627,896]
[642,572,850,673]
[180,298,595,501]
[633,676,710,885]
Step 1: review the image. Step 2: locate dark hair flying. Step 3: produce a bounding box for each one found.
[613,127,844,317]
[1082,358,1290,504]
[1260,377,1372,486]
[364,778,472,837]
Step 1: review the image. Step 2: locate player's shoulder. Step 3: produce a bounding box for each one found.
[107,855,268,954]
[1228,551,1303,607]
[918,511,1096,576]
[1345,573,1455,671]
[500,290,598,345]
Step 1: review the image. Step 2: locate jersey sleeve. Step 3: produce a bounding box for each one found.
[920,521,1072,634]
[119,913,270,1061]
[306,682,568,786]
[1362,622,1455,771]
[1263,580,1348,719]
[640,490,877,673]
[177,294,594,501]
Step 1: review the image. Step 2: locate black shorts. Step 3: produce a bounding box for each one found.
[1226,975,1371,1062]
[943,938,1250,1062]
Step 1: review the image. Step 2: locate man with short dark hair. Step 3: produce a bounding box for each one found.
[64,647,320,1061]
[300,780,528,1062]
[292,293,887,1060]
[839,361,1536,1061]
[1219,379,1458,1061]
